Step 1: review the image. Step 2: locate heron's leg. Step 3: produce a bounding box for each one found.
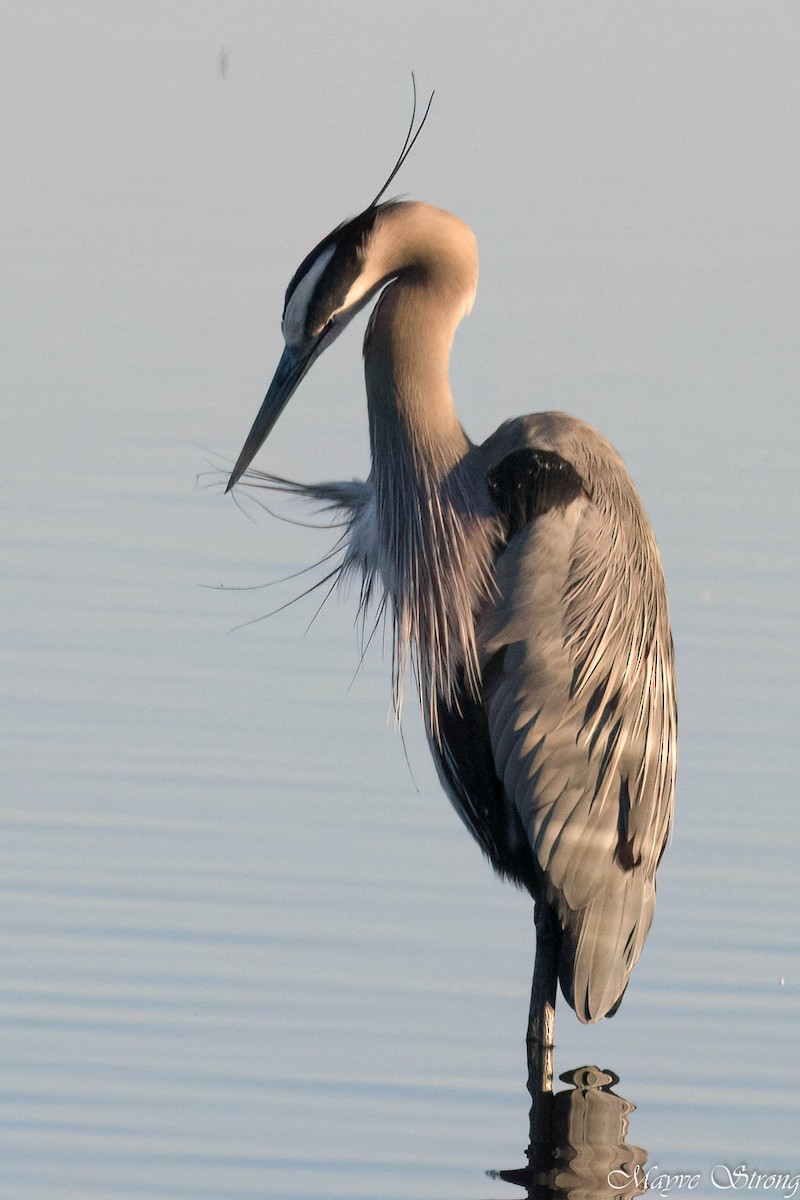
[526,901,558,1093]
[526,901,559,1172]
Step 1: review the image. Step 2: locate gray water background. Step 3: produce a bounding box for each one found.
[2,4,799,1197]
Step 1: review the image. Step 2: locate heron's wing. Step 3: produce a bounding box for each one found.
[479,439,676,1022]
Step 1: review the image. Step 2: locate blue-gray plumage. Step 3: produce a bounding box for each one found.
[227,182,676,1083]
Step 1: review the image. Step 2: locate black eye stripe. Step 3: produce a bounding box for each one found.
[283,204,383,324]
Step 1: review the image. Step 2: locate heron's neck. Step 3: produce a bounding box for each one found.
[358,206,492,723]
[363,203,477,487]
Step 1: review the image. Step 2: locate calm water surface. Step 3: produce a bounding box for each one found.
[3,6,799,1198]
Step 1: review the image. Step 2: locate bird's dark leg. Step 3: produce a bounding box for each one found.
[527,900,558,1088]
[526,901,559,1166]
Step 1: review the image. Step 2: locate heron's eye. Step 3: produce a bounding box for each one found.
[307,314,336,342]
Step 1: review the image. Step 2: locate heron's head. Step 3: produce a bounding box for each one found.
[227,81,437,490]
[226,203,395,491]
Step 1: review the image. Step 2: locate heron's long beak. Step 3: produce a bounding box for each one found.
[226,341,320,492]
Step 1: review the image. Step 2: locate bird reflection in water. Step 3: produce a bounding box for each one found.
[490,1065,647,1198]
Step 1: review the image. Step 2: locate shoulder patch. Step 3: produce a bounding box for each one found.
[487,448,584,537]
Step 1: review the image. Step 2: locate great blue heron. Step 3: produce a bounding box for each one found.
[226,106,676,1094]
